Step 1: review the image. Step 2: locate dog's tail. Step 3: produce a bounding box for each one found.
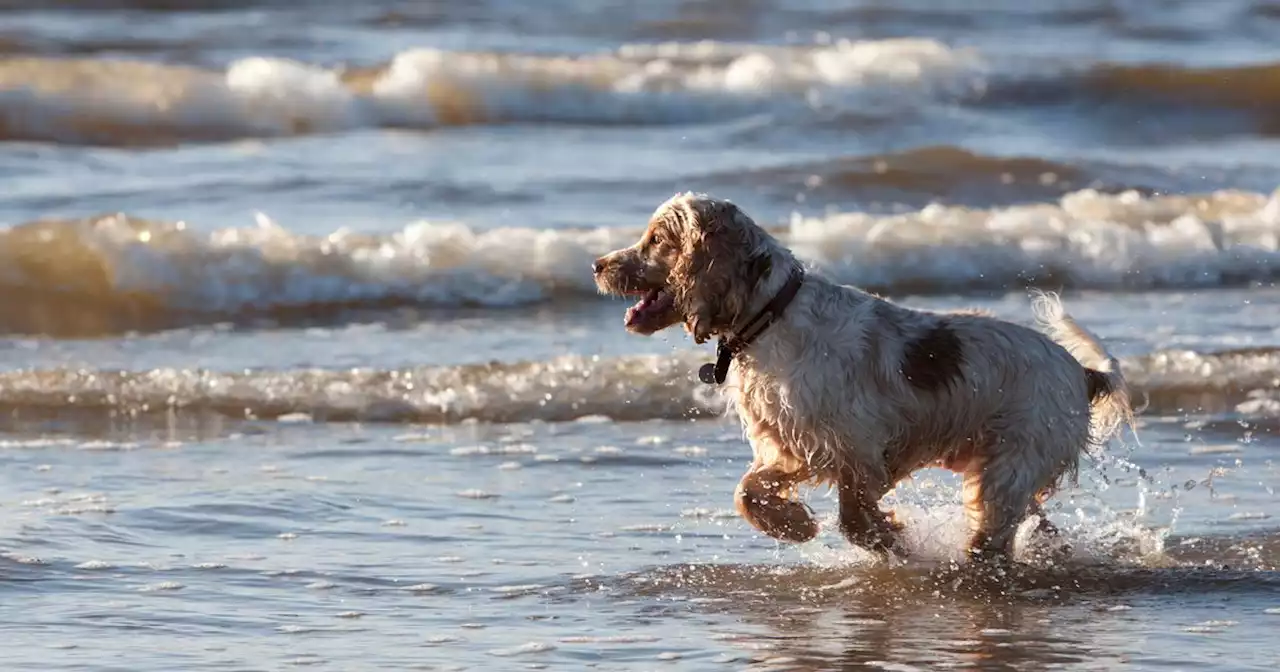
[1030,291,1135,450]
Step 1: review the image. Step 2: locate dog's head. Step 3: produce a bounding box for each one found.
[592,193,781,343]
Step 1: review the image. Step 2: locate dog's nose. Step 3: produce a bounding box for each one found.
[592,259,605,275]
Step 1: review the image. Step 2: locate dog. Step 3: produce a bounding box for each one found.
[592,192,1133,564]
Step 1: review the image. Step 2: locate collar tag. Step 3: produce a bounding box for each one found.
[698,340,733,385]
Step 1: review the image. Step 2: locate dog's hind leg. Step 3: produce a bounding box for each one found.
[962,450,1048,565]
[1022,487,1072,563]
[1027,489,1063,538]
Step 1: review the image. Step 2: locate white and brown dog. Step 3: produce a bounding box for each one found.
[592,192,1133,564]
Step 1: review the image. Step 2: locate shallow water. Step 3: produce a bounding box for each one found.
[3,1,1280,670]
[2,415,1278,670]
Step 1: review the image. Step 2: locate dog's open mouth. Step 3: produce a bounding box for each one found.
[624,287,677,333]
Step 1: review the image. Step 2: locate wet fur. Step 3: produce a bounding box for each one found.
[594,193,1133,564]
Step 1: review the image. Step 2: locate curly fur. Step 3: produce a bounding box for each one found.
[593,193,1134,563]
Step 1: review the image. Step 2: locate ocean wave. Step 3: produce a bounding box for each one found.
[8,43,1280,146]
[0,211,637,336]
[0,39,982,145]
[1128,347,1280,415]
[754,145,1085,188]
[1082,62,1280,115]
[0,347,1274,427]
[981,60,1280,126]
[707,145,1099,205]
[786,186,1280,294]
[0,187,1276,336]
[9,29,1280,148]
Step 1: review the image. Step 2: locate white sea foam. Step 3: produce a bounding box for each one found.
[787,188,1280,292]
[800,471,1169,569]
[0,346,1275,426]
[0,39,983,144]
[2,188,1274,330]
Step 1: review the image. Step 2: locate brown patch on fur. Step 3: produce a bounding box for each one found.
[1084,368,1112,403]
[901,323,966,392]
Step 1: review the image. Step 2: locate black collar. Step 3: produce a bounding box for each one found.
[698,267,805,385]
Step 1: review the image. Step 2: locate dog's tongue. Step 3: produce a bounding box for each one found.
[625,289,671,328]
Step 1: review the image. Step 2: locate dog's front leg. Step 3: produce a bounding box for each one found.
[734,464,818,543]
[836,469,904,560]
[733,418,817,543]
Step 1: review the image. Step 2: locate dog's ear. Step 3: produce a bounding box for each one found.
[675,225,768,344]
[688,313,714,344]
[748,252,772,289]
[708,204,773,290]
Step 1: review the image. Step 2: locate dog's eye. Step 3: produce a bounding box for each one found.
[649,232,663,247]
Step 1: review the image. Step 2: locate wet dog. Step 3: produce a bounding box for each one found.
[593,193,1132,563]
